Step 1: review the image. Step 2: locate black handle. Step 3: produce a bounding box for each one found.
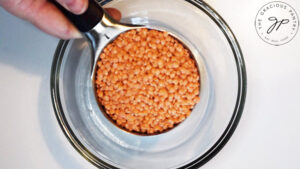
[50,0,104,32]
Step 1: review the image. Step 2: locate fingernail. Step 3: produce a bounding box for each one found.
[72,30,82,39]
[64,0,87,14]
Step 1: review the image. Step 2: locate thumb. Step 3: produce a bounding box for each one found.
[55,0,88,14]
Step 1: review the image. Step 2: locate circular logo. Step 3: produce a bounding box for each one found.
[255,1,299,46]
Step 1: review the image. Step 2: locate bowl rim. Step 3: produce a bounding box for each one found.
[50,0,247,168]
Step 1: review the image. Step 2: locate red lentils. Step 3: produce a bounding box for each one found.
[95,28,200,135]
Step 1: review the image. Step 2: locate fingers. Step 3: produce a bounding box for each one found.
[31,2,81,39]
[40,7,121,39]
[55,0,88,14]
[32,5,122,39]
[0,0,79,39]
[0,0,122,39]
[105,8,122,21]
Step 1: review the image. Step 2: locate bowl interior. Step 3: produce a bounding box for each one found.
[51,0,246,168]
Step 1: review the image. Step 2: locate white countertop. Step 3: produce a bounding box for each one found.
[1,0,300,168]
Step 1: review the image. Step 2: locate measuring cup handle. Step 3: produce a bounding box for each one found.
[50,0,104,32]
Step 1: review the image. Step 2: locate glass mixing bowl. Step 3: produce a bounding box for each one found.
[50,0,247,168]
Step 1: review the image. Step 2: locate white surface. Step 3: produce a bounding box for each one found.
[0,0,300,168]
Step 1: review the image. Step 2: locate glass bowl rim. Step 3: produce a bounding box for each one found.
[50,0,247,168]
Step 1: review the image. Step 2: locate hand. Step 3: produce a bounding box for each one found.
[0,0,121,39]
